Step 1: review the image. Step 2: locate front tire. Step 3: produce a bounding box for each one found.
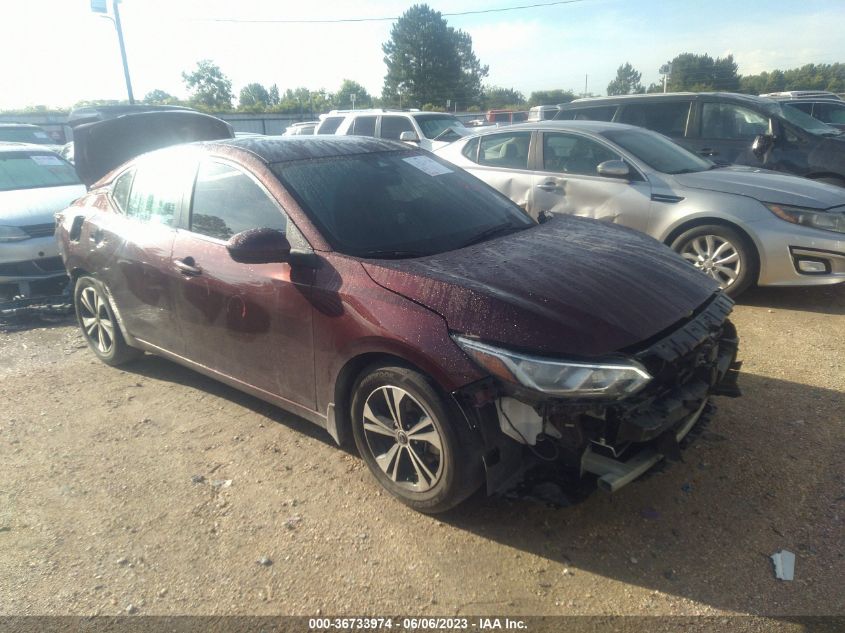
[74,276,141,366]
[350,365,483,513]
[671,224,758,298]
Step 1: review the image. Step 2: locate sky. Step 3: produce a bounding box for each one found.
[2,0,844,109]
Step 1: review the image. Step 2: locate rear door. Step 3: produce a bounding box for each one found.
[461,130,535,211]
[170,159,316,409]
[99,153,198,353]
[532,131,652,231]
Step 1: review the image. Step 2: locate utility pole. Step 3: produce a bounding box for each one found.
[351,93,357,110]
[584,74,588,98]
[91,0,135,104]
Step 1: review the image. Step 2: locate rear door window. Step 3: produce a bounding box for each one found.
[125,157,195,227]
[478,132,532,169]
[700,103,769,140]
[557,106,618,122]
[110,169,135,212]
[351,116,377,137]
[619,101,691,136]
[190,161,286,241]
[379,116,414,140]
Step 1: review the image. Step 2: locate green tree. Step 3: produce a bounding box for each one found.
[482,86,525,109]
[528,89,576,106]
[143,89,177,104]
[739,63,845,94]
[182,59,233,110]
[268,84,280,107]
[607,63,644,95]
[238,82,271,109]
[666,53,739,92]
[333,80,372,110]
[382,4,488,108]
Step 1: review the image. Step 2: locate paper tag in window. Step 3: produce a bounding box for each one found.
[402,155,453,177]
[31,155,64,166]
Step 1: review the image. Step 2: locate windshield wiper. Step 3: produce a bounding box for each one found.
[461,224,523,248]
[671,168,703,174]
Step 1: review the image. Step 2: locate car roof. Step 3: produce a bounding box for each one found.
[463,120,644,135]
[0,141,59,153]
[562,92,775,108]
[0,123,45,129]
[202,135,409,163]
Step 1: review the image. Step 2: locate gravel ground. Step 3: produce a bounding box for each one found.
[0,285,843,624]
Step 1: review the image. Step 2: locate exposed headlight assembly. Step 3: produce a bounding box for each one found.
[765,203,845,234]
[452,335,652,399]
[0,226,29,242]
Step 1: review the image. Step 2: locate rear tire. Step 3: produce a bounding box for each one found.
[74,276,141,366]
[350,365,483,513]
[671,224,758,298]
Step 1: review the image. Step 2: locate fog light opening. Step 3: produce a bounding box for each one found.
[795,257,829,275]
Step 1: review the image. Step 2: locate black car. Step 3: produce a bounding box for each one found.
[556,92,845,187]
[775,98,845,131]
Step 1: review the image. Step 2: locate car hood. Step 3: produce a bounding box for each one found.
[362,215,719,358]
[72,111,233,187]
[672,166,845,209]
[0,184,87,225]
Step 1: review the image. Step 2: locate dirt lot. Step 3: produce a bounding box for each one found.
[0,285,843,623]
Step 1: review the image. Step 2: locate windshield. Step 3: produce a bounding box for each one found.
[775,102,841,136]
[0,152,81,191]
[601,128,713,174]
[273,150,533,258]
[0,126,55,145]
[415,115,467,139]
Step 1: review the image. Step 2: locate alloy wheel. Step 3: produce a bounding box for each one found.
[680,234,741,288]
[361,386,444,492]
[78,286,115,355]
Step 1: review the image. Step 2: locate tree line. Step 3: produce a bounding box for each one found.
[607,54,845,95]
[5,4,843,116]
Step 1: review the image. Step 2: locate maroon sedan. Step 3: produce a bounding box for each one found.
[57,117,740,512]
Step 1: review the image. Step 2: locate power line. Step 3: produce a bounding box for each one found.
[196,0,592,24]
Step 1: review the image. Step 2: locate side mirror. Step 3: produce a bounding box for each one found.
[399,131,420,143]
[227,228,290,264]
[752,134,774,158]
[597,159,631,179]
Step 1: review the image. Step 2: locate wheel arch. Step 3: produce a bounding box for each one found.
[329,347,476,448]
[662,216,762,284]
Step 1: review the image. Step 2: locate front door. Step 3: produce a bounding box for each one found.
[531,131,652,233]
[170,159,316,410]
[686,101,769,166]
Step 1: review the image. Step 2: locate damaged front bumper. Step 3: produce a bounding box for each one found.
[455,293,741,498]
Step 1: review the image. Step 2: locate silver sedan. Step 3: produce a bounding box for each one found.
[436,121,845,296]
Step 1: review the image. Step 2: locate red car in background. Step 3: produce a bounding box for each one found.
[56,112,740,512]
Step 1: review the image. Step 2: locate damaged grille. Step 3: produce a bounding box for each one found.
[0,257,66,277]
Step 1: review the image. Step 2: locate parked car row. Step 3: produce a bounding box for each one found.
[316,109,471,151]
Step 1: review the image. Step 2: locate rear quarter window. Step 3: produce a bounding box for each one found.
[619,101,691,136]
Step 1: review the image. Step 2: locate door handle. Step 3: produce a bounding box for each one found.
[537,180,562,192]
[699,148,719,156]
[174,257,202,276]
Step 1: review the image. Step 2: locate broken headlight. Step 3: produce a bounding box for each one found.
[764,203,845,234]
[452,335,651,399]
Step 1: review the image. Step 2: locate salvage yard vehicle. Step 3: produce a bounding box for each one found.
[555,92,845,187]
[0,142,86,302]
[436,121,845,297]
[333,109,471,152]
[57,116,741,513]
